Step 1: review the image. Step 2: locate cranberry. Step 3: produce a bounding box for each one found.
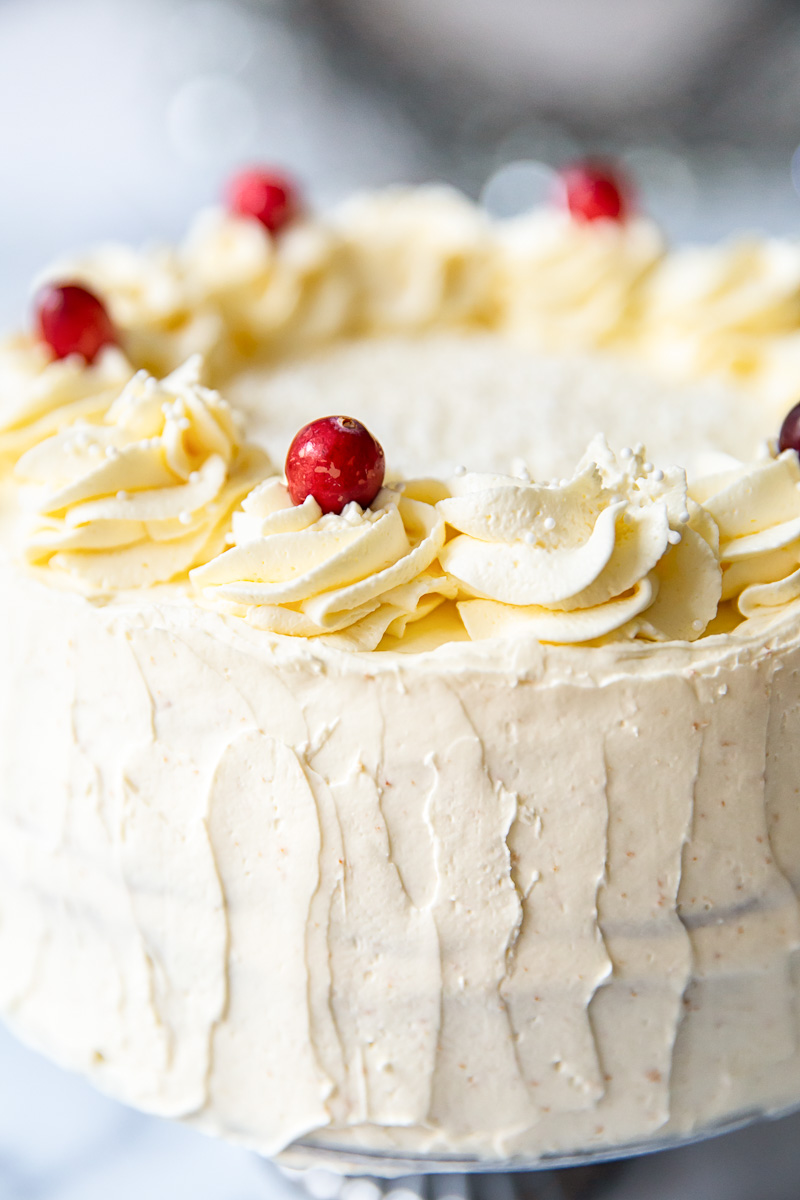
[226,167,300,235]
[559,161,630,223]
[285,416,386,515]
[35,283,118,364]
[779,401,800,456]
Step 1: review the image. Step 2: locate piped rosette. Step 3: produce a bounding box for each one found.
[190,477,454,651]
[437,436,722,645]
[0,337,134,468]
[15,356,270,589]
[691,450,800,622]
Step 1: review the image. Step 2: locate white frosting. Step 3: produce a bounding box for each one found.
[1,552,799,1163]
[192,477,453,651]
[15,357,270,588]
[0,338,134,465]
[496,210,663,351]
[439,437,720,644]
[691,451,800,620]
[3,185,800,1168]
[639,236,800,412]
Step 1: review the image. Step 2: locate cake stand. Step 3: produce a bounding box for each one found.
[273,1101,800,1200]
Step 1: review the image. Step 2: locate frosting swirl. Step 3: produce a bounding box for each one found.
[42,244,223,379]
[0,337,133,468]
[439,437,721,644]
[332,187,496,332]
[191,477,452,651]
[495,211,663,351]
[691,450,800,621]
[182,210,354,362]
[639,238,800,407]
[15,356,270,589]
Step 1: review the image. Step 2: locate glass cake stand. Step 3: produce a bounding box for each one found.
[273,1102,800,1200]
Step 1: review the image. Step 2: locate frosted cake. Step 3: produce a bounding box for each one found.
[1,165,800,1165]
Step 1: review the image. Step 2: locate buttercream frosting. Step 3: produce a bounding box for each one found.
[192,476,453,651]
[15,357,270,588]
[2,183,800,1171]
[439,437,721,644]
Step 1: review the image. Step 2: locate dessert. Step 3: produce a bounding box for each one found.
[1,169,800,1166]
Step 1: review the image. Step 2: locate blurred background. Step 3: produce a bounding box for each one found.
[3,0,800,1195]
[5,0,800,325]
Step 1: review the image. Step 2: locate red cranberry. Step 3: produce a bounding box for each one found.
[779,401,800,456]
[35,283,118,364]
[559,161,630,223]
[285,416,386,515]
[226,167,300,235]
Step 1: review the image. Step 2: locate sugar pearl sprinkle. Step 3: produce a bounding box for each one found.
[667,530,682,545]
[543,516,556,532]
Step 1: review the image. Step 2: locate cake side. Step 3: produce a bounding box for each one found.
[1,552,799,1159]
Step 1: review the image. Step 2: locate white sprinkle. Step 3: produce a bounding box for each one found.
[543,516,556,532]
[523,531,535,545]
[74,431,91,450]
[178,511,192,525]
[189,471,199,483]
[620,447,633,460]
[642,461,653,474]
[516,467,531,482]
[652,468,664,482]
[718,683,728,696]
[454,464,466,476]
[692,619,704,631]
[105,445,119,460]
[116,490,129,501]
[679,509,691,524]
[559,478,569,487]
[178,417,190,431]
[667,530,682,545]
[88,443,102,457]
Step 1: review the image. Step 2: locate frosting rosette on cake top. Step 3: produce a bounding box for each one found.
[331,186,496,332]
[41,245,223,380]
[15,356,270,589]
[691,450,800,621]
[191,476,454,651]
[438,436,721,644]
[182,209,354,360]
[639,238,800,407]
[0,337,133,467]
[495,209,663,351]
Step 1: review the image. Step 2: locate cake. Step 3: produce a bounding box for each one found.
[2,164,800,1167]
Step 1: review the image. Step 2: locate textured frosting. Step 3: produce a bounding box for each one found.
[439,437,720,644]
[15,357,269,589]
[496,210,663,351]
[692,451,800,620]
[3,184,800,1168]
[640,237,800,408]
[192,477,453,651]
[1,551,800,1164]
[0,338,134,466]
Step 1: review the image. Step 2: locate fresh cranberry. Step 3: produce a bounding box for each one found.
[226,167,300,234]
[559,161,630,223]
[285,416,386,515]
[779,401,800,456]
[35,283,118,364]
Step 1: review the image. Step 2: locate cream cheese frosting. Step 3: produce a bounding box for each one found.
[2,182,800,1169]
[191,477,453,651]
[15,357,270,589]
[438,437,720,645]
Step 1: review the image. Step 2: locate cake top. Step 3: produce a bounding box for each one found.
[3,163,800,655]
